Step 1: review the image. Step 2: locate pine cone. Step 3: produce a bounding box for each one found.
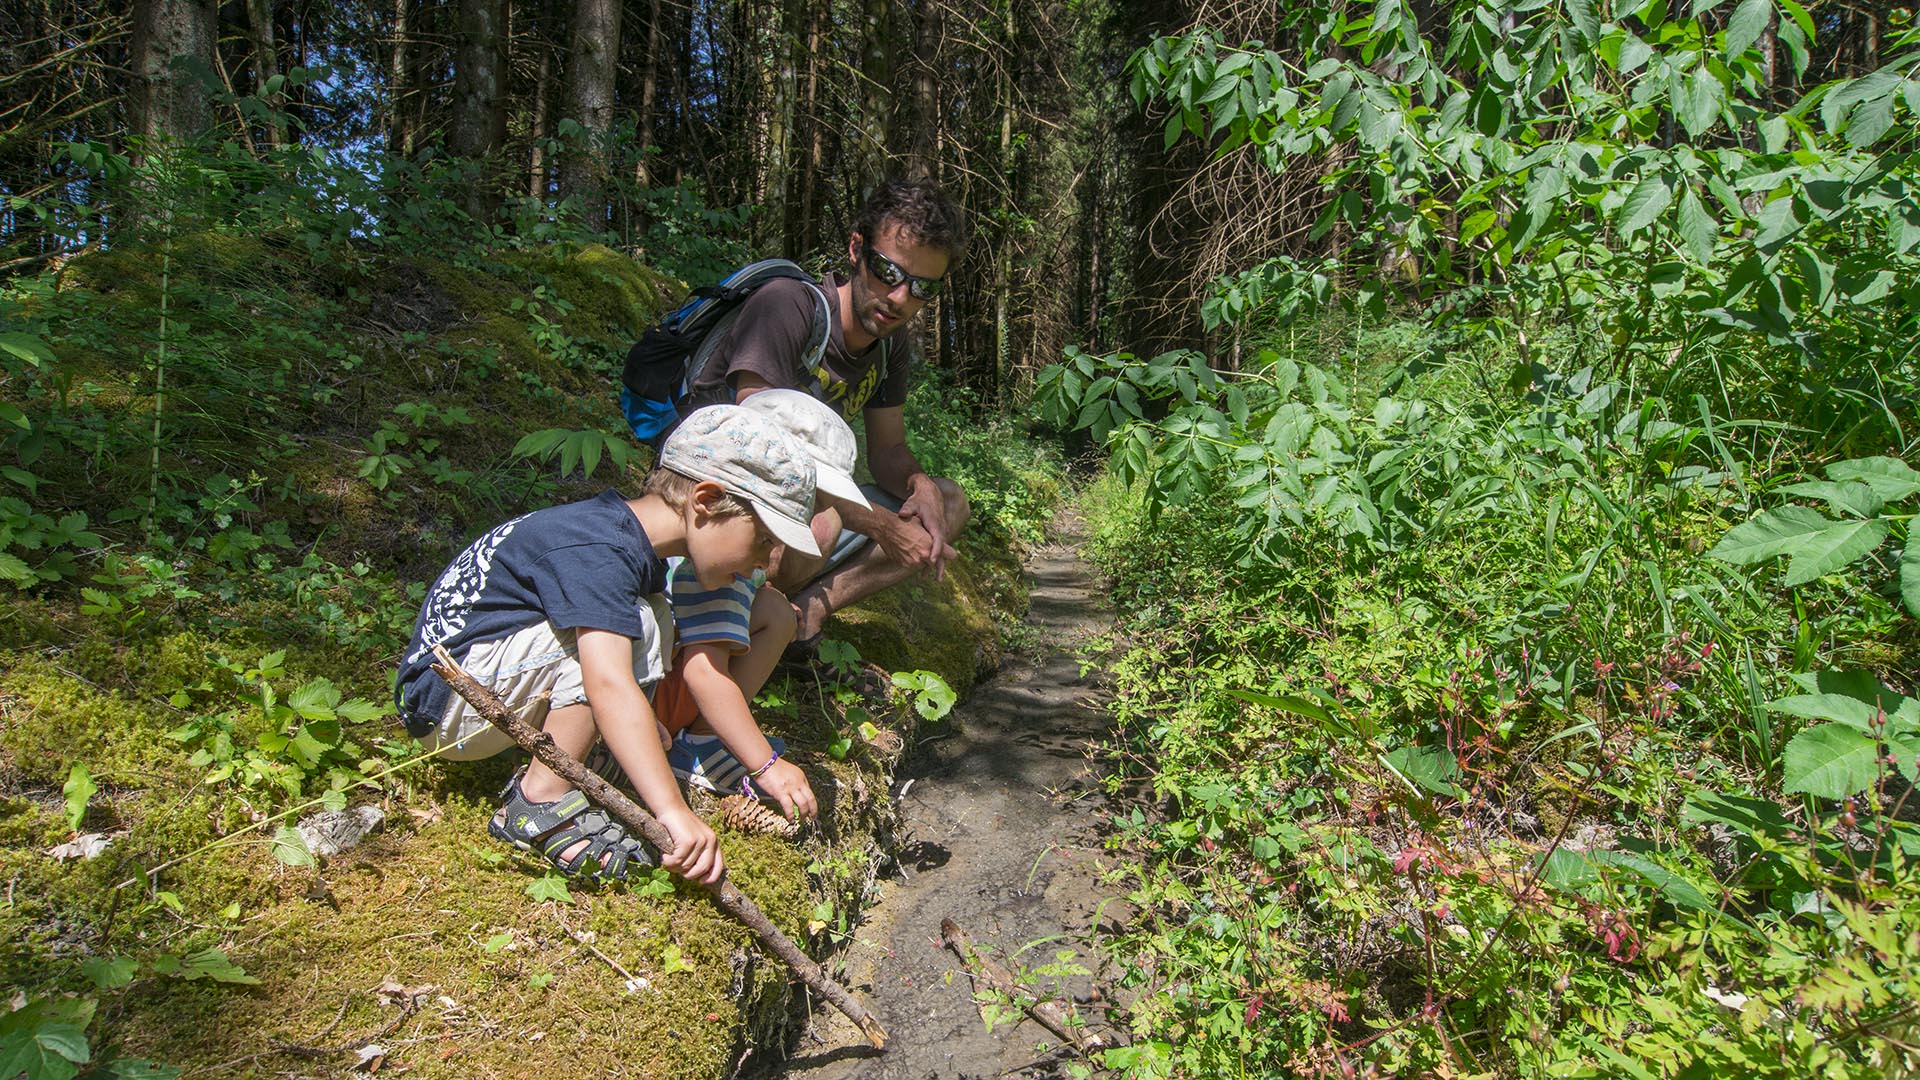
[719,794,801,838]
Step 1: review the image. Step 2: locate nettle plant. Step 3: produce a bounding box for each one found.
[1128,0,1920,434]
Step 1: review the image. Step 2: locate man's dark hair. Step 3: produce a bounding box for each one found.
[853,177,968,263]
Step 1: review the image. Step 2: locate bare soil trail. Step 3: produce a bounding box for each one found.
[768,516,1128,1079]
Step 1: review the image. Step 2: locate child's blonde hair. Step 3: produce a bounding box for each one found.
[644,465,755,518]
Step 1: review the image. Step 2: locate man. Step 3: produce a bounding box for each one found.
[686,176,971,647]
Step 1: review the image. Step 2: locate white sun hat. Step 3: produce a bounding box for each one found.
[738,388,873,510]
[660,405,820,556]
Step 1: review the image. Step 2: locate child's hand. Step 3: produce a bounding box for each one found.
[658,807,724,884]
[755,759,818,822]
[656,720,672,752]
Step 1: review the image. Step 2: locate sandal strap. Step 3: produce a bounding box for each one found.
[496,778,654,880]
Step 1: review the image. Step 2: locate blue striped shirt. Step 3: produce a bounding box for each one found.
[664,558,760,653]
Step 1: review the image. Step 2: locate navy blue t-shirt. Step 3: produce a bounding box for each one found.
[395,490,668,736]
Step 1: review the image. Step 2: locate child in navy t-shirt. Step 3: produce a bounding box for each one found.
[395,406,820,883]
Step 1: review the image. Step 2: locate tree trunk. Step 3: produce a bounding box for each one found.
[528,44,551,198]
[449,0,508,221]
[857,0,893,188]
[558,0,621,231]
[897,0,938,176]
[244,0,286,146]
[634,0,661,189]
[794,0,825,256]
[387,0,413,156]
[129,0,218,149]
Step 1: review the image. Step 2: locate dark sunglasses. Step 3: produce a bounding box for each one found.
[860,243,945,301]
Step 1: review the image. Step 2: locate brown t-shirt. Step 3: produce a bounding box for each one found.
[687,273,912,419]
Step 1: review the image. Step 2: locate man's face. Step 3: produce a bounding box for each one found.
[847,222,951,342]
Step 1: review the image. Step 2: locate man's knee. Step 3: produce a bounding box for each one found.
[936,476,970,532]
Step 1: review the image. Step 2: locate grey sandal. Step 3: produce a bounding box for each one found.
[488,772,656,880]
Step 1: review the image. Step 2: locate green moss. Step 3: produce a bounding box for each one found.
[825,541,1011,697]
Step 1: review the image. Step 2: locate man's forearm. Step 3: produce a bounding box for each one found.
[868,440,931,504]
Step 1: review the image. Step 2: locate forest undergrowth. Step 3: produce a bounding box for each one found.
[0,140,1062,1078]
[1049,316,1918,1078]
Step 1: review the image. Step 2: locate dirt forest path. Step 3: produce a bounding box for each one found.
[769,515,1127,1080]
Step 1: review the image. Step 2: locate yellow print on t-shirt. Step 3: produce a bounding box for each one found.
[811,356,883,416]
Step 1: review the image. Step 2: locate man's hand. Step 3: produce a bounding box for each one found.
[899,479,956,580]
[864,505,945,574]
[754,759,818,822]
[656,806,724,884]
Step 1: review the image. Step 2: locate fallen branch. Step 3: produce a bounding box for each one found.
[940,917,1105,1055]
[431,645,888,1050]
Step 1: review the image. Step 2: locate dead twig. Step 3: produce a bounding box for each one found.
[430,645,889,1050]
[940,917,1105,1056]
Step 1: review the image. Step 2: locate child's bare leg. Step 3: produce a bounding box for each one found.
[506,701,607,867]
[519,701,596,802]
[687,587,795,735]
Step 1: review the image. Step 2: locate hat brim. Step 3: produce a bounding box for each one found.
[813,468,873,510]
[752,502,822,558]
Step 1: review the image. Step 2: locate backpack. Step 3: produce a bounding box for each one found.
[620,259,833,448]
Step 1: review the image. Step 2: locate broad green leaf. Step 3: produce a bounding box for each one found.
[1382,745,1464,799]
[335,698,387,723]
[0,551,36,585]
[288,678,341,720]
[1617,172,1673,237]
[62,763,95,832]
[149,948,259,984]
[1588,849,1717,912]
[1781,518,1888,585]
[271,825,314,866]
[526,873,573,904]
[1537,848,1599,891]
[1681,790,1794,841]
[82,956,140,989]
[1825,456,1920,502]
[1781,722,1881,799]
[1723,0,1772,59]
[1903,540,1920,618]
[0,331,55,367]
[1776,479,1882,518]
[1676,186,1716,264]
[1766,693,1886,730]
[1707,504,1833,564]
[1565,0,1600,42]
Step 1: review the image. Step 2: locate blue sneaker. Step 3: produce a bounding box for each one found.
[667,732,788,793]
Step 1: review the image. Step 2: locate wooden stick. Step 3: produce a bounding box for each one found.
[431,645,888,1050]
[940,917,1105,1054]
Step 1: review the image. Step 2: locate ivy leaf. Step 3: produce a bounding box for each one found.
[1617,172,1674,238]
[1781,723,1881,800]
[62,763,95,832]
[525,873,573,904]
[0,1002,92,1080]
[1723,0,1772,60]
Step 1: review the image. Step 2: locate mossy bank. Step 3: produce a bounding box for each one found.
[0,228,1059,1076]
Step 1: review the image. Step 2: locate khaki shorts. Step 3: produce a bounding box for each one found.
[424,597,674,761]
